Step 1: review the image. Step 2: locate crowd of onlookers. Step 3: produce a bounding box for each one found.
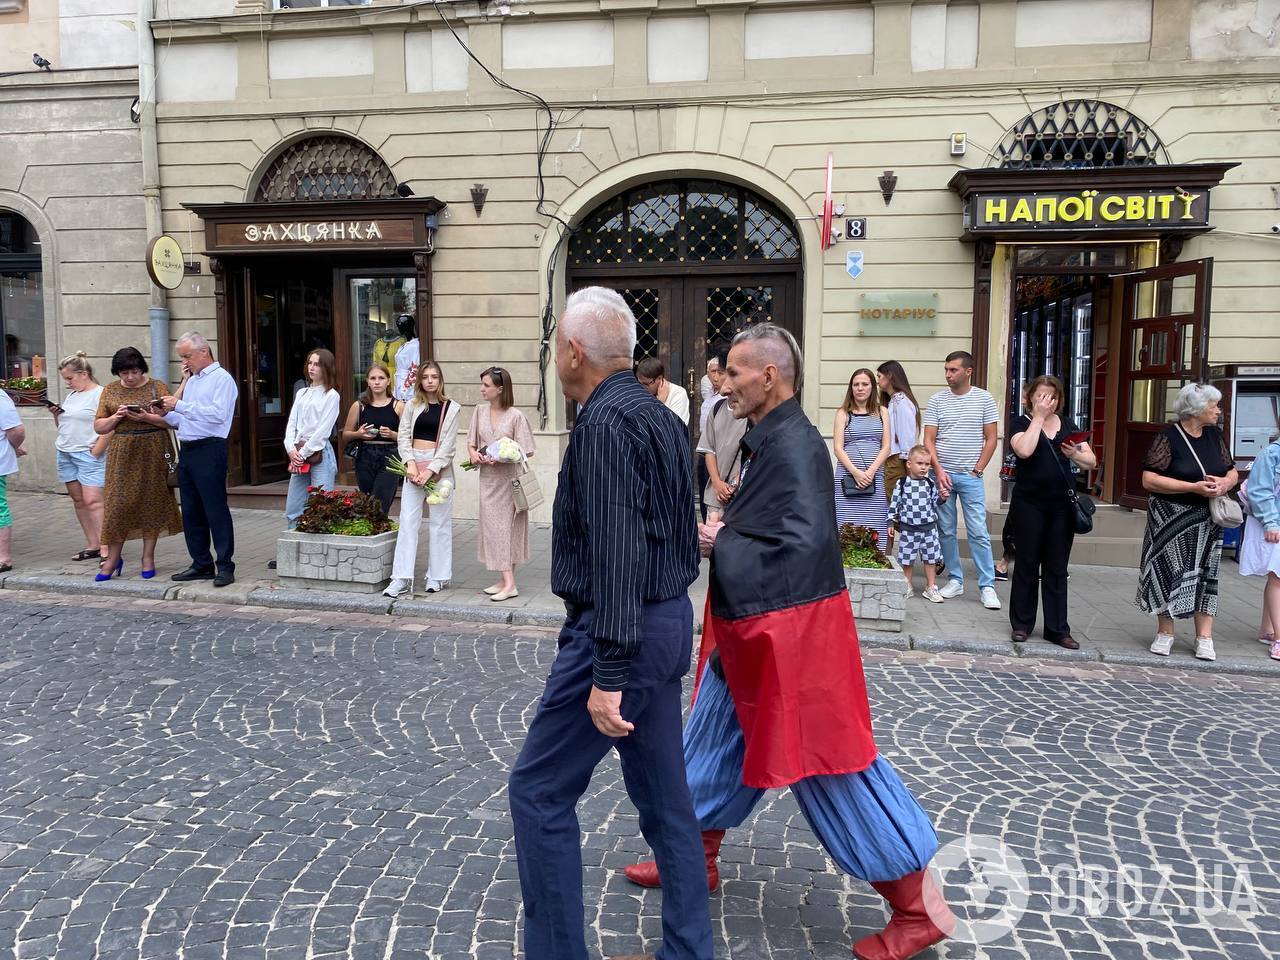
[1,333,1278,662]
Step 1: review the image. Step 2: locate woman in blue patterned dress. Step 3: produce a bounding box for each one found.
[833,368,892,545]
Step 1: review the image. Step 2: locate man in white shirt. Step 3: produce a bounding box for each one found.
[636,357,690,426]
[0,390,26,572]
[160,331,240,587]
[923,350,1000,609]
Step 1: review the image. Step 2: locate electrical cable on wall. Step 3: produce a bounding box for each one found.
[430,0,573,429]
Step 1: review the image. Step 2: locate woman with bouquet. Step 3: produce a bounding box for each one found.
[384,361,460,598]
[466,365,535,601]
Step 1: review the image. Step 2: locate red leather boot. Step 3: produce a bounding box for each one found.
[852,869,955,960]
[622,829,726,891]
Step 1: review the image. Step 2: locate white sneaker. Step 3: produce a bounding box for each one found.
[1150,632,1175,656]
[923,586,944,603]
[1194,636,1216,661]
[424,579,449,593]
[980,587,1002,610]
[383,578,411,599]
[938,579,964,599]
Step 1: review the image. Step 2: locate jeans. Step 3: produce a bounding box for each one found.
[285,442,336,529]
[354,443,399,516]
[937,470,996,589]
[508,597,712,960]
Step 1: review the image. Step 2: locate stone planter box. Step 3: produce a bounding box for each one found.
[845,559,910,632]
[276,528,397,594]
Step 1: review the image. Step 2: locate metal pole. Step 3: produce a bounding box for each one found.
[139,0,170,376]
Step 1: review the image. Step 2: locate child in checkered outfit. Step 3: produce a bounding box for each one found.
[888,445,945,603]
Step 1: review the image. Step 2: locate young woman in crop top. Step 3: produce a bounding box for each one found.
[340,363,403,515]
[383,360,461,599]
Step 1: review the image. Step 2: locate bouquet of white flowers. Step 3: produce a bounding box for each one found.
[425,478,454,505]
[461,437,525,470]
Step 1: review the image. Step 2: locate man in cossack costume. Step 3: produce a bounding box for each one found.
[622,324,954,960]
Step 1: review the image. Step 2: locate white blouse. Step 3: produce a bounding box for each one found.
[55,386,103,453]
[284,386,341,457]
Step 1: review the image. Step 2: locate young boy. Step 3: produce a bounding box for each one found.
[887,445,945,602]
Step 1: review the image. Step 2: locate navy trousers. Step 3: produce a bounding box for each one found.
[177,438,235,575]
[509,596,713,960]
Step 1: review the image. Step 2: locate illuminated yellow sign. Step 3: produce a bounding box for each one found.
[972,188,1209,232]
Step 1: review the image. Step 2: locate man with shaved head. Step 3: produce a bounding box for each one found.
[622,324,954,960]
[507,286,713,960]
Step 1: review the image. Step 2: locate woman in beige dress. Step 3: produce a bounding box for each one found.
[466,366,535,601]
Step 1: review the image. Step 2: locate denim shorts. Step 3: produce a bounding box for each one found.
[57,449,106,487]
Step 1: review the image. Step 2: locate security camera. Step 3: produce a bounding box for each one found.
[1271,224,1280,234]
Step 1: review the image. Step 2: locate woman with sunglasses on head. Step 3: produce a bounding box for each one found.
[466,366,535,601]
[384,361,460,598]
[341,362,403,516]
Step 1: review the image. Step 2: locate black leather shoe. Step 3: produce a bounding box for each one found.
[171,566,215,582]
[213,572,235,588]
[267,560,277,570]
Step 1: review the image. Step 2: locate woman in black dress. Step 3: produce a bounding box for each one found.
[1007,376,1096,649]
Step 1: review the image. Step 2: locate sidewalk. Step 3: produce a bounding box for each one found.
[4,490,1278,676]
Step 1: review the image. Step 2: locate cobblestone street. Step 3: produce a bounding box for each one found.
[0,592,1276,960]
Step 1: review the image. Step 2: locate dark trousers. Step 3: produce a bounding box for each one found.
[508,596,713,960]
[178,438,234,575]
[1008,495,1074,640]
[696,460,710,521]
[354,444,399,516]
[1001,501,1017,562]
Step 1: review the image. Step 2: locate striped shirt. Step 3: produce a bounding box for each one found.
[551,370,699,691]
[923,386,998,473]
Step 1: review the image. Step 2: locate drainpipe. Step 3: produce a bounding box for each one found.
[139,0,170,376]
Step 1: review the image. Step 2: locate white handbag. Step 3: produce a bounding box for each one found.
[1175,424,1243,529]
[512,465,544,513]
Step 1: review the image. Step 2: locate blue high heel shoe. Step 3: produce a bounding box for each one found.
[95,558,123,582]
[140,568,157,580]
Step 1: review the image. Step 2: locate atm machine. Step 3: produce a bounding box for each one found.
[1209,364,1280,557]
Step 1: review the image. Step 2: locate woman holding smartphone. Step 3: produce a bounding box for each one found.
[52,352,108,562]
[92,346,183,580]
[341,362,403,516]
[282,349,341,530]
[1006,375,1096,649]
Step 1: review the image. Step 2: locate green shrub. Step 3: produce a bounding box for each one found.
[839,523,891,570]
[295,488,394,536]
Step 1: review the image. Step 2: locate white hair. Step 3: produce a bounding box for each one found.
[1173,382,1222,420]
[732,322,803,391]
[559,287,637,367]
[176,331,210,353]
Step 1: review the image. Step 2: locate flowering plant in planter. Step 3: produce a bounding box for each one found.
[294,488,395,537]
[839,523,891,570]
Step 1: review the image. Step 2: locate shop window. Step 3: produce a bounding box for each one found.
[990,100,1167,170]
[254,135,396,202]
[1014,246,1131,269]
[0,211,45,383]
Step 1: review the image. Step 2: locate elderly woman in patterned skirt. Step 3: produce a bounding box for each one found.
[1137,383,1238,663]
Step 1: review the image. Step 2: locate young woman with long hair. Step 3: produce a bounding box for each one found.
[833,367,892,545]
[341,363,403,515]
[466,366,535,601]
[282,348,340,530]
[384,361,461,598]
[876,359,921,504]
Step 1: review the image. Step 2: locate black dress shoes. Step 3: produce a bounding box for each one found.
[171,566,215,582]
[213,572,235,588]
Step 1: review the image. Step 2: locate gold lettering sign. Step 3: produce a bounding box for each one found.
[212,218,417,249]
[146,235,186,291]
[973,188,1209,232]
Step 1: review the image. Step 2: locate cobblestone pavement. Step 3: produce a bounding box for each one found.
[0,592,1277,960]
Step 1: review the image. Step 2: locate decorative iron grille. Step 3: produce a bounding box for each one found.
[989,100,1168,170]
[619,288,662,361]
[254,135,397,202]
[569,180,799,266]
[704,285,775,348]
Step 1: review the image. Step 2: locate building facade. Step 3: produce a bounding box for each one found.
[8,0,1280,517]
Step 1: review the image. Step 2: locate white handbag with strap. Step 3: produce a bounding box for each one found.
[511,465,544,514]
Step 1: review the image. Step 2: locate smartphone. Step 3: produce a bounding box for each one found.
[1062,430,1091,446]
[125,404,144,413]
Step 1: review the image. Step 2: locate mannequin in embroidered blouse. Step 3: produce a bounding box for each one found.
[392,314,420,402]
[371,325,406,374]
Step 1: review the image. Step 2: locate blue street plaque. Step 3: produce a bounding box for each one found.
[846,250,864,281]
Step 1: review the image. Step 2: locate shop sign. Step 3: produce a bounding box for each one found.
[858,292,938,337]
[212,217,419,250]
[146,234,186,290]
[970,188,1210,232]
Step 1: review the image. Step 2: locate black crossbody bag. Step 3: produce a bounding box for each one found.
[1044,433,1094,534]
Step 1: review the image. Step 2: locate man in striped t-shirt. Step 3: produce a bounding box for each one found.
[923,351,1001,609]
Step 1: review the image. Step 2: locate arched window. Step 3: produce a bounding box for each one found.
[989,100,1168,170]
[0,211,45,384]
[254,134,397,202]
[568,179,800,266]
